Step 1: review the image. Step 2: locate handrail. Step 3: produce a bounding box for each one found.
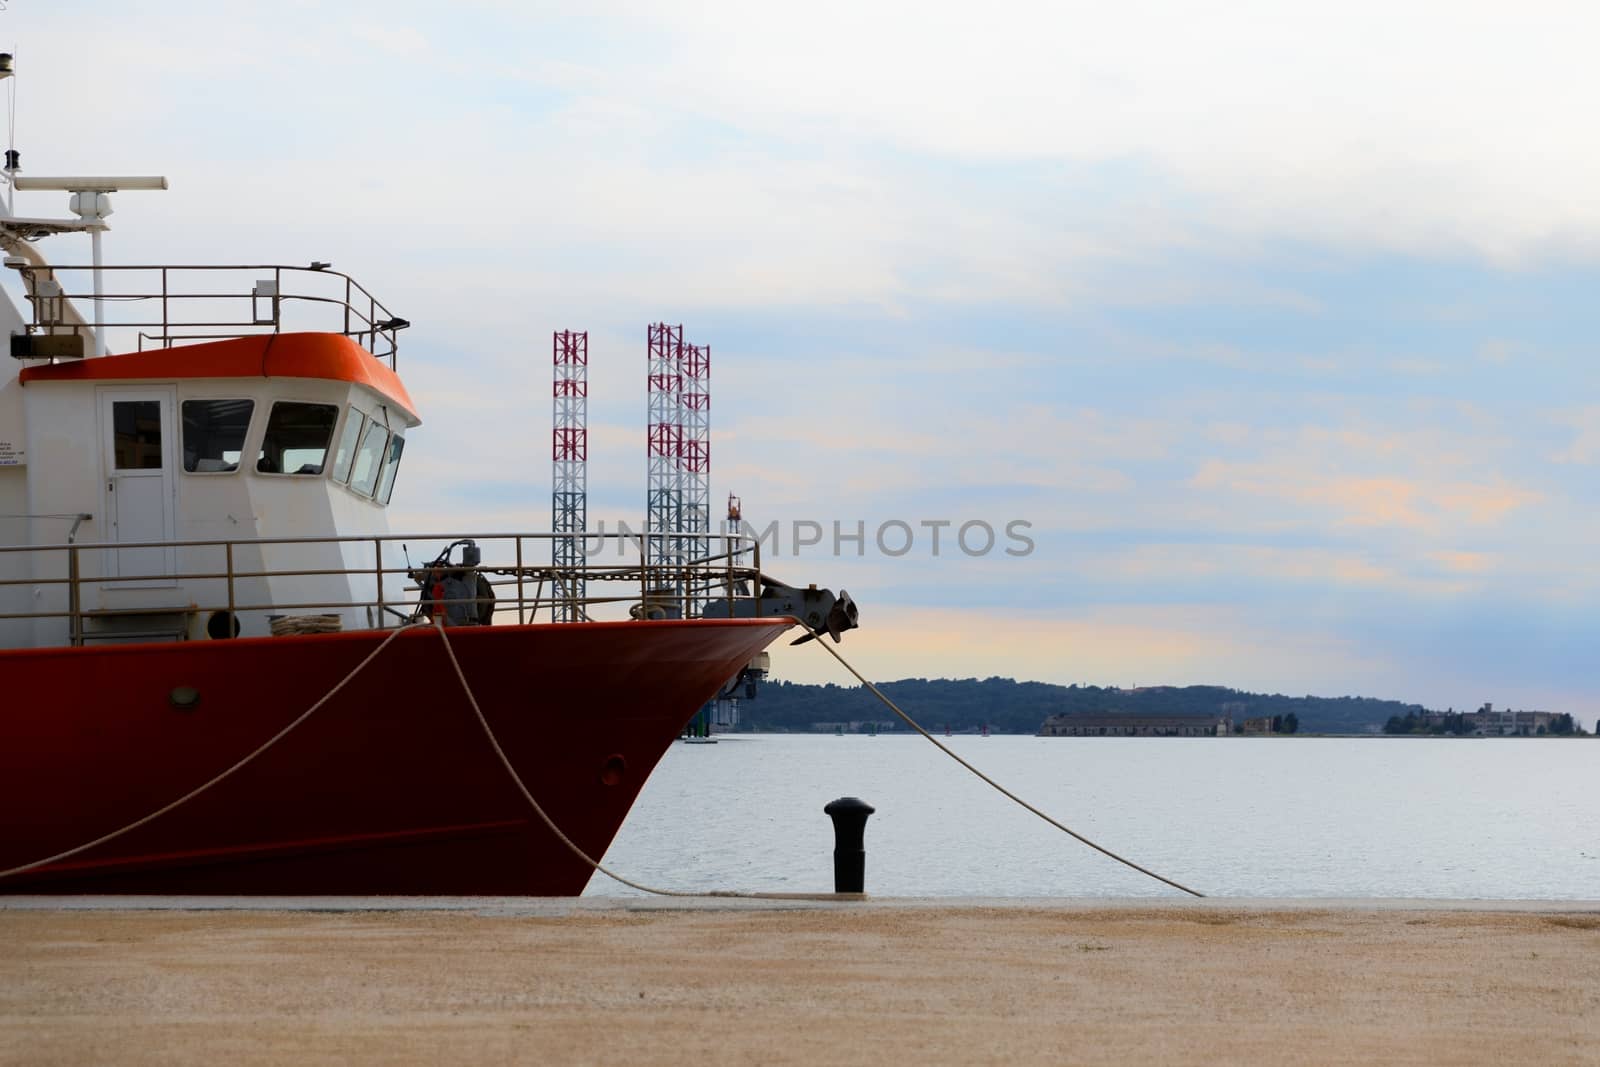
[0,531,764,646]
[13,263,405,367]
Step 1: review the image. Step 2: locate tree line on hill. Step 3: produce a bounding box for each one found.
[739,677,1436,735]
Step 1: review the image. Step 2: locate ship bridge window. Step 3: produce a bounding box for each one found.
[376,434,405,505]
[181,399,253,473]
[330,408,367,484]
[348,419,389,497]
[257,402,338,475]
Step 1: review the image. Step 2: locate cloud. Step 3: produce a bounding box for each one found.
[624,1,1600,264]
[1199,467,1540,533]
[1550,406,1600,465]
[350,22,430,57]
[768,602,1387,696]
[23,1,1600,333]
[1185,411,1544,534]
[7,2,1600,724]
[1426,551,1493,575]
[1096,544,1404,587]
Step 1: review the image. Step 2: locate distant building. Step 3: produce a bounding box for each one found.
[1414,703,1559,736]
[1471,708,1556,736]
[808,721,896,734]
[1240,717,1276,735]
[1040,713,1229,737]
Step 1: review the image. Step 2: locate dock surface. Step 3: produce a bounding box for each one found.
[3,898,1598,1065]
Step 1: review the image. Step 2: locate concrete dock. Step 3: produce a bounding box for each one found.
[3,897,1598,1065]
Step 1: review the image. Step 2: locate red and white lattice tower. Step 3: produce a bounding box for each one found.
[678,340,711,615]
[552,330,587,623]
[645,323,683,605]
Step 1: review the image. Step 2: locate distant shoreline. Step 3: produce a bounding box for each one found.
[747,679,1594,736]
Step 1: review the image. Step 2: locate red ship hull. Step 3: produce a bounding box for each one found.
[0,618,792,895]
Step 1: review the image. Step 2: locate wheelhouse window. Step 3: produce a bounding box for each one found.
[348,419,389,497]
[257,402,338,475]
[113,401,163,470]
[330,408,367,484]
[181,399,253,473]
[376,434,405,505]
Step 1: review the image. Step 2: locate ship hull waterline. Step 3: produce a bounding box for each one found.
[0,618,793,895]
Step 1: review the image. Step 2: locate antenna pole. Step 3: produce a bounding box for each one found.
[89,225,104,356]
[12,177,168,358]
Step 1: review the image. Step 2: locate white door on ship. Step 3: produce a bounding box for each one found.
[98,387,177,585]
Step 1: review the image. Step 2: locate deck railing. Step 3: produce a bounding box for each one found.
[14,263,406,366]
[0,531,764,647]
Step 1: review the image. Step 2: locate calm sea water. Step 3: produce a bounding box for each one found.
[586,735,1599,899]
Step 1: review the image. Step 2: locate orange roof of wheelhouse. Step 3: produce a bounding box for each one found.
[19,333,418,421]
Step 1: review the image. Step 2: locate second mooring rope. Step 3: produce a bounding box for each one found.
[439,617,1204,899]
[432,619,842,900]
[2,616,1204,900]
[0,622,429,883]
[806,635,1206,898]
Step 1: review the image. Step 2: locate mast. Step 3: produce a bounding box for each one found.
[679,340,710,616]
[552,330,587,622]
[645,323,683,611]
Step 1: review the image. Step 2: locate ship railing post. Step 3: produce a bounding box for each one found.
[374,538,384,628]
[225,541,236,620]
[639,532,647,617]
[516,535,525,625]
[67,543,81,647]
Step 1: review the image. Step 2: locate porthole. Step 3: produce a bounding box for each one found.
[206,610,241,640]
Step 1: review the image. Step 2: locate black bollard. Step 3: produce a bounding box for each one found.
[823,796,875,893]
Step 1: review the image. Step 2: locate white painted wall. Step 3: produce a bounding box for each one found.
[0,286,32,647]
[6,371,417,647]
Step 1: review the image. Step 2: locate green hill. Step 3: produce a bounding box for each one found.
[741,677,1433,735]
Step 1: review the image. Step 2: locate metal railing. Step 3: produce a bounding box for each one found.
[15,263,407,366]
[0,531,764,647]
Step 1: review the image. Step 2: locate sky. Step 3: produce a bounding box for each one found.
[6,1,1600,724]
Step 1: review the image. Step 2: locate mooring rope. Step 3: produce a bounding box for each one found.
[2,616,1203,900]
[0,622,428,883]
[0,617,828,898]
[431,619,841,900]
[438,618,1203,900]
[807,635,1206,898]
